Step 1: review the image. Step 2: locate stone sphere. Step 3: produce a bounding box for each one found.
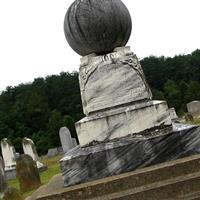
[64,0,132,56]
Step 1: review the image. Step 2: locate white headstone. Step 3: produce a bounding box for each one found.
[0,139,16,171]
[169,108,178,121]
[22,138,45,169]
[0,156,7,194]
[187,101,200,118]
[59,127,74,153]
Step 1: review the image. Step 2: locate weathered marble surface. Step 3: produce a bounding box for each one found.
[61,123,200,187]
[64,0,132,56]
[79,47,152,115]
[76,100,172,146]
[0,139,16,171]
[187,101,200,118]
[22,138,46,171]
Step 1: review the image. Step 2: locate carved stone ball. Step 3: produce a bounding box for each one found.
[64,0,132,56]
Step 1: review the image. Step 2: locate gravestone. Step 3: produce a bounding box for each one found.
[187,101,200,118]
[47,148,59,158]
[22,137,46,171]
[169,108,178,121]
[59,127,75,153]
[3,187,23,200]
[1,139,16,180]
[16,154,41,193]
[0,156,7,195]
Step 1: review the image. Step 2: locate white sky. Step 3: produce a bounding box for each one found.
[0,0,200,91]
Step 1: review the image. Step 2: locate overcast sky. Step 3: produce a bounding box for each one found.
[0,0,200,91]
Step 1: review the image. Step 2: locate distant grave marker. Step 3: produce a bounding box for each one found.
[59,127,75,153]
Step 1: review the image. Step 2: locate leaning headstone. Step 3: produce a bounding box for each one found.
[187,101,200,118]
[59,127,74,153]
[16,154,41,193]
[22,137,46,171]
[169,108,178,121]
[0,156,7,196]
[1,139,16,180]
[3,187,23,200]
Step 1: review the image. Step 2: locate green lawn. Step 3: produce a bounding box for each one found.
[8,154,63,199]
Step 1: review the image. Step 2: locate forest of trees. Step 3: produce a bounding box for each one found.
[0,49,200,155]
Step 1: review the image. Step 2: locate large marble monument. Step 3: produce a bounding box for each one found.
[60,0,200,187]
[22,138,46,171]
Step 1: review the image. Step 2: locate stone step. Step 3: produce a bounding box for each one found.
[36,154,200,200]
[90,172,200,200]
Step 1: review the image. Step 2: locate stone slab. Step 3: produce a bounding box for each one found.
[60,123,200,187]
[76,100,172,146]
[79,47,152,115]
[34,153,200,200]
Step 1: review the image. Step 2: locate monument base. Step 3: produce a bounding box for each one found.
[60,123,200,187]
[76,100,172,146]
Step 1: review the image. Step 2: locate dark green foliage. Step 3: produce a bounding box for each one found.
[0,72,82,155]
[0,50,200,155]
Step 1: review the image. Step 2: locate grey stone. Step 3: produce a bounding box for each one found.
[16,154,41,193]
[22,138,46,170]
[59,127,75,153]
[47,148,59,158]
[187,101,200,118]
[0,156,7,194]
[169,108,178,121]
[64,0,132,56]
[79,47,152,115]
[60,123,200,187]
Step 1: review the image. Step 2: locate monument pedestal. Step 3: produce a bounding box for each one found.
[76,100,171,146]
[60,123,200,187]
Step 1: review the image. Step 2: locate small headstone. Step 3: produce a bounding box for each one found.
[59,127,74,153]
[3,187,23,200]
[22,137,46,170]
[47,148,59,158]
[187,101,200,118]
[16,154,41,193]
[0,156,7,195]
[0,139,16,171]
[169,108,178,121]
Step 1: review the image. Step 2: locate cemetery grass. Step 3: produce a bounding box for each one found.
[8,154,63,199]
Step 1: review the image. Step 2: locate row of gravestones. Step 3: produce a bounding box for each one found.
[0,137,46,180]
[0,126,77,180]
[0,154,42,200]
